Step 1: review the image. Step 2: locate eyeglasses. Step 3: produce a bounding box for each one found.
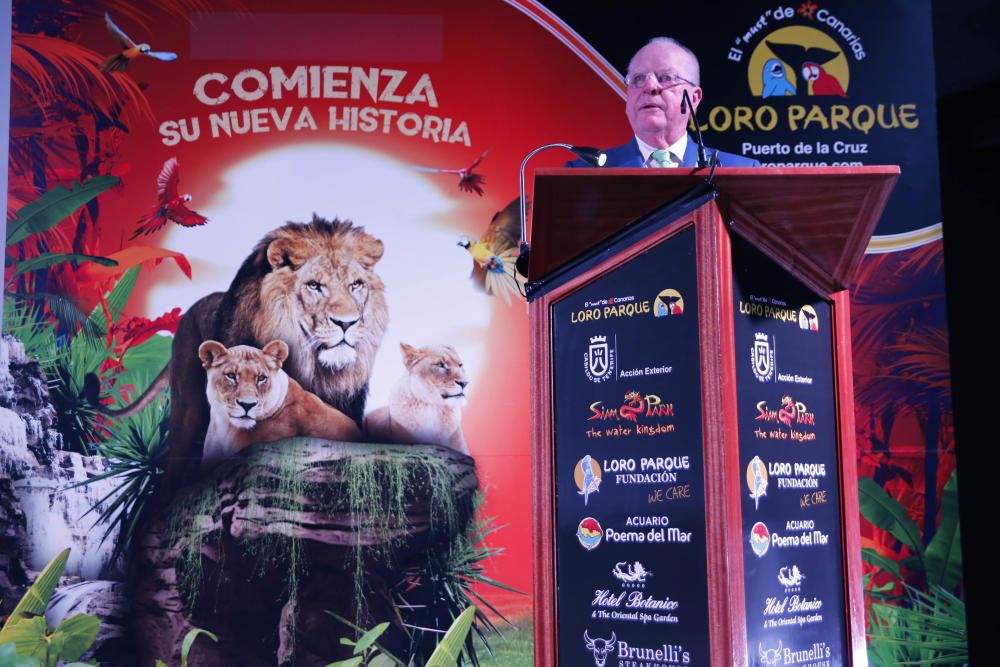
[624,71,698,89]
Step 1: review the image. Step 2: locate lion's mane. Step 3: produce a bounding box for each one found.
[166,215,388,481]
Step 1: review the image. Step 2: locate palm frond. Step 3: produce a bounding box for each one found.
[11,33,153,124]
[867,583,967,666]
[69,392,169,562]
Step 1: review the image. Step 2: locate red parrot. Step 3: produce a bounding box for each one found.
[412,148,491,196]
[101,12,178,73]
[131,158,208,240]
[802,62,847,98]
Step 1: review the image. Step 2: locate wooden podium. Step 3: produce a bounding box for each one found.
[526,167,899,667]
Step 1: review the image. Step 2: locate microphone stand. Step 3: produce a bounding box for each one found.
[680,88,712,169]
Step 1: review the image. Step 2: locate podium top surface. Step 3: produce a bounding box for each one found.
[527,166,899,295]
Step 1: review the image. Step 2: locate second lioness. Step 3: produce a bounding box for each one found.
[364,343,470,454]
[199,339,361,469]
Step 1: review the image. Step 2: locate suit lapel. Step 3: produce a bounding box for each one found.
[606,139,645,167]
[681,135,698,168]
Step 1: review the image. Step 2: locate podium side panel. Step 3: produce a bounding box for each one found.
[730,235,850,667]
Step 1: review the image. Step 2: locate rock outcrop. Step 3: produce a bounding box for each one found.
[131,439,478,667]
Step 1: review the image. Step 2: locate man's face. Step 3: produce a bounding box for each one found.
[625,42,703,148]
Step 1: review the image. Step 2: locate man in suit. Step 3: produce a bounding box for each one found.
[568,37,759,168]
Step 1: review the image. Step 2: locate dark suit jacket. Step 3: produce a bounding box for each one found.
[566,136,760,168]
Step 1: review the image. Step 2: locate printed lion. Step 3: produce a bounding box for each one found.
[198,339,362,470]
[165,215,388,481]
[364,343,470,454]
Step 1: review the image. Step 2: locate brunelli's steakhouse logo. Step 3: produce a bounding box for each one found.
[583,630,616,667]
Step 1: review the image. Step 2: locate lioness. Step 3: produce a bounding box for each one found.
[364,343,470,454]
[198,339,361,469]
[112,216,388,484]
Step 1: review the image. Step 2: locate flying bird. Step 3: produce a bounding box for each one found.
[802,62,847,97]
[131,158,208,240]
[414,148,491,196]
[101,12,178,73]
[456,197,525,306]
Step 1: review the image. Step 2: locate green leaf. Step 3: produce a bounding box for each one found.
[924,471,962,590]
[368,655,396,667]
[354,622,389,656]
[0,618,48,662]
[861,547,903,578]
[427,606,476,667]
[84,266,141,336]
[7,254,118,281]
[113,334,172,404]
[858,477,925,567]
[339,638,356,647]
[0,642,41,667]
[180,628,218,667]
[325,658,363,667]
[7,176,120,247]
[50,614,100,662]
[155,661,168,667]
[44,632,67,667]
[323,613,406,667]
[1,549,70,631]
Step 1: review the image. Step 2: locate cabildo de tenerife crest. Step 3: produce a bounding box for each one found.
[752,332,776,383]
[585,334,616,383]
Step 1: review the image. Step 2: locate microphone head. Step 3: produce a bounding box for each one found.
[515,245,530,279]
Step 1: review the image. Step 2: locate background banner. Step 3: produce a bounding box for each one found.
[1,1,961,665]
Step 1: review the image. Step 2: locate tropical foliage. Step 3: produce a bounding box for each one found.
[860,470,966,664]
[396,492,521,666]
[0,549,100,667]
[851,243,964,661]
[154,628,219,667]
[328,606,478,667]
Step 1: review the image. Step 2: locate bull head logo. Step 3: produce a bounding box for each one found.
[584,629,617,667]
[759,641,783,667]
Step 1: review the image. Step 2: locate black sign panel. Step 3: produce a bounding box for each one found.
[550,226,709,667]
[731,236,846,667]
[546,0,940,238]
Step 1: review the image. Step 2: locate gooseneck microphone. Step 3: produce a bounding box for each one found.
[680,88,712,169]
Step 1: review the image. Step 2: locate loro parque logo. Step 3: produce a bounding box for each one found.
[709,2,921,149]
[748,25,849,99]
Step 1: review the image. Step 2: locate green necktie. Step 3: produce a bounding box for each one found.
[650,148,676,168]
